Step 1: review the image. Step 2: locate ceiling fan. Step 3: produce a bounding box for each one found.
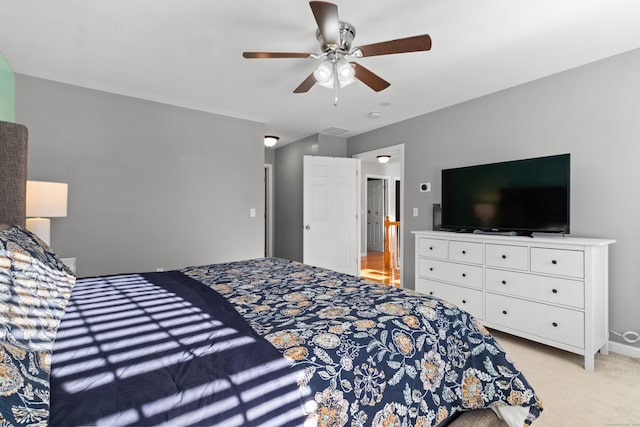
[243,1,432,105]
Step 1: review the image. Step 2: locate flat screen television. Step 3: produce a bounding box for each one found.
[441,153,570,235]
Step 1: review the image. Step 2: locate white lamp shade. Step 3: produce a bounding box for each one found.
[313,61,333,84]
[26,181,68,217]
[336,59,355,83]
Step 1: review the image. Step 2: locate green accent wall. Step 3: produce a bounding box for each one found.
[0,52,15,122]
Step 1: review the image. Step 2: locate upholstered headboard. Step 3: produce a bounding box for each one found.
[0,120,28,227]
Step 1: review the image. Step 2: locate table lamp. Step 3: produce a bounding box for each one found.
[25,180,67,247]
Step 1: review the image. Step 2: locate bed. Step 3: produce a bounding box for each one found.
[0,120,542,426]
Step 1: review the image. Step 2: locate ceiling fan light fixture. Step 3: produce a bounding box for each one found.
[314,61,333,85]
[336,58,355,82]
[339,77,356,88]
[315,58,356,89]
[264,135,279,148]
[377,155,391,164]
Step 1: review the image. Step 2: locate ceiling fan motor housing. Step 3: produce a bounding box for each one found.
[316,21,355,53]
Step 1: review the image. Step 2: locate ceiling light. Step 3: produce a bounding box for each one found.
[377,155,391,164]
[264,135,279,148]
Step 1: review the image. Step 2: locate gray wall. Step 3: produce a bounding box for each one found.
[348,47,640,348]
[16,74,265,277]
[273,133,347,261]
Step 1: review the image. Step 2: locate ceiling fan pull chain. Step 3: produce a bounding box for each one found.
[333,62,339,106]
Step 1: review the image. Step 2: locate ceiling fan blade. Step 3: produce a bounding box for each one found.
[310,1,340,48]
[352,62,390,92]
[356,34,432,57]
[294,73,317,93]
[243,52,314,59]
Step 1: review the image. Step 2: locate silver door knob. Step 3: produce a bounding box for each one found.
[305,225,311,230]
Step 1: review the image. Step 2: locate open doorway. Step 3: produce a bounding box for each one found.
[353,145,404,288]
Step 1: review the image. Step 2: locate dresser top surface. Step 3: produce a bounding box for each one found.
[412,230,616,247]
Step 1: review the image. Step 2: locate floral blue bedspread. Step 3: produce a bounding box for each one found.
[183,258,543,426]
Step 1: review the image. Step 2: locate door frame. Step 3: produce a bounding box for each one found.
[353,144,405,288]
[264,163,274,257]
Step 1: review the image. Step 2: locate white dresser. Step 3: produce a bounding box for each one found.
[413,230,615,371]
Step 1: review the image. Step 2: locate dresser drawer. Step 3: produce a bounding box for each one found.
[486,268,584,308]
[418,238,448,259]
[485,244,528,270]
[485,293,584,348]
[531,248,584,278]
[418,258,483,288]
[417,278,482,319]
[449,241,483,264]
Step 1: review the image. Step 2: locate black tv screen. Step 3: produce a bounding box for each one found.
[441,154,570,234]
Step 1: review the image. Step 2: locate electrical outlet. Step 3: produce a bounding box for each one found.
[413,208,419,217]
[419,183,431,192]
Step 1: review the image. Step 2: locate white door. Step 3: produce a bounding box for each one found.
[367,179,385,252]
[303,155,360,276]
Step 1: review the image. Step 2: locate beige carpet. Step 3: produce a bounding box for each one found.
[490,329,640,426]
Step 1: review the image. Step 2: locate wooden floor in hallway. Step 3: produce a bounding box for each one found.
[360,251,400,287]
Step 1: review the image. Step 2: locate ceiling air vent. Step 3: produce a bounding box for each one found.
[320,127,349,136]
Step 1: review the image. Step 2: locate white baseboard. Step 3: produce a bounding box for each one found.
[608,340,640,359]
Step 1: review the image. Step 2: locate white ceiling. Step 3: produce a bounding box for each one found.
[2,1,640,147]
